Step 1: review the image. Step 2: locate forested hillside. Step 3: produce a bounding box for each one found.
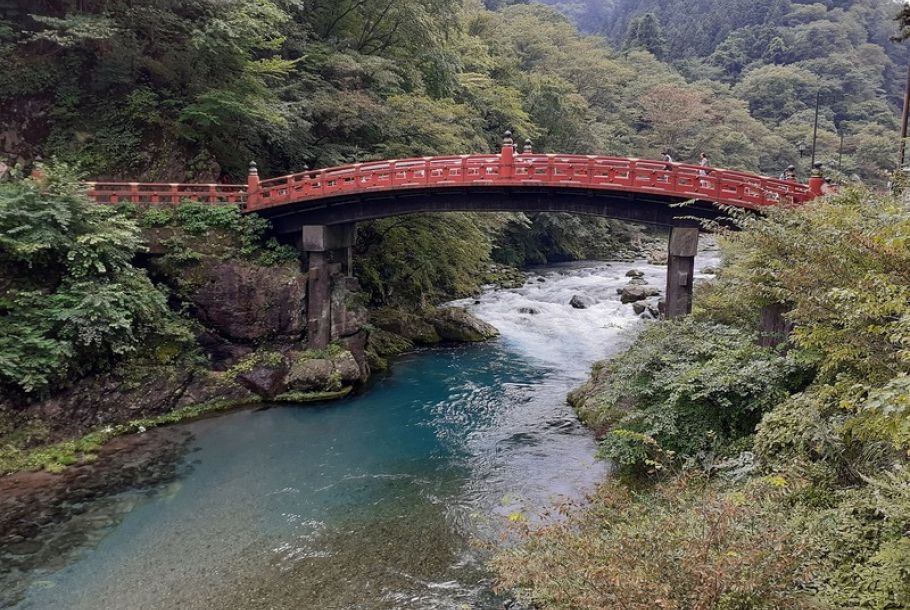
[1,0,905,184]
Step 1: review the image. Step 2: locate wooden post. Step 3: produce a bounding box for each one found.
[758,303,792,348]
[664,226,699,319]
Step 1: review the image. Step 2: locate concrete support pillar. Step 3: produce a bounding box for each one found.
[664,226,699,319]
[301,223,356,349]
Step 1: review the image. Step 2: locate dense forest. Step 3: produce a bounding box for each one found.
[1,0,906,183]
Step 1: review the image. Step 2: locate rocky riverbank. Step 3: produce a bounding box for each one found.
[0,239,501,477]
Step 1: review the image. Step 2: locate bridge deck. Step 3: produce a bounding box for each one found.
[85,152,814,213]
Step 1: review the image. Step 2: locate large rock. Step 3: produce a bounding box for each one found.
[285,348,365,393]
[429,307,499,342]
[331,277,369,340]
[184,260,307,343]
[234,360,289,399]
[646,249,668,265]
[626,269,645,278]
[175,372,256,408]
[569,294,595,309]
[371,308,441,345]
[618,285,661,304]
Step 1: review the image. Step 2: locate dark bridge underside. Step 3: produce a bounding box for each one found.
[252,186,730,234]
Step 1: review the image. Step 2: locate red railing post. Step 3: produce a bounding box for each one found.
[500,131,515,180]
[247,161,260,208]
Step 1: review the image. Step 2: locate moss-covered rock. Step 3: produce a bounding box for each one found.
[371,308,442,345]
[428,307,499,342]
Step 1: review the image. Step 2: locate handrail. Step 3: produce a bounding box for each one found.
[84,151,815,211]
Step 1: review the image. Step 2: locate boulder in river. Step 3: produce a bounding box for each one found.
[371,308,442,345]
[518,306,540,315]
[618,285,661,304]
[569,295,595,309]
[700,266,719,275]
[646,249,668,265]
[625,269,645,278]
[627,277,648,286]
[429,307,499,342]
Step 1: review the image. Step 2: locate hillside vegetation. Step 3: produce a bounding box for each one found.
[496,187,910,609]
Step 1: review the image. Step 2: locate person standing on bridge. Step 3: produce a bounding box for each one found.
[698,152,710,187]
[780,164,797,181]
[663,150,674,165]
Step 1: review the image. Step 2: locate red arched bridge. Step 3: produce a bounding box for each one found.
[85,139,824,348]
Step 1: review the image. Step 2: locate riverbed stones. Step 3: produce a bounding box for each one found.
[627,276,648,286]
[618,285,661,304]
[625,269,645,278]
[646,249,668,265]
[633,301,661,319]
[518,306,540,315]
[569,294,595,309]
[429,307,499,342]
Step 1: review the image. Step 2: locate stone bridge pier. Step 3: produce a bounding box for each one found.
[300,224,355,348]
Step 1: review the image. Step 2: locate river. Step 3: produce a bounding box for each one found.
[4,255,717,609]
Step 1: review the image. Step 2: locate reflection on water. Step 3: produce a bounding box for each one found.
[7,256,717,609]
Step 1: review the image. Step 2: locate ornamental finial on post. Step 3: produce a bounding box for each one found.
[503,130,514,148]
[523,138,533,154]
[247,160,260,208]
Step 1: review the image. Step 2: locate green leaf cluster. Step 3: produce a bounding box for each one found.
[0,172,193,394]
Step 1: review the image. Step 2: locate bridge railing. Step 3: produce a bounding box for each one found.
[86,182,246,205]
[83,151,815,212]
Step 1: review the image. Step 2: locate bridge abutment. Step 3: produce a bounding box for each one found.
[300,224,356,348]
[664,225,699,319]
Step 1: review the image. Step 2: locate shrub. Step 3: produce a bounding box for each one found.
[494,474,814,610]
[137,202,298,266]
[753,393,845,480]
[0,172,193,393]
[699,187,910,390]
[802,469,910,609]
[576,318,806,474]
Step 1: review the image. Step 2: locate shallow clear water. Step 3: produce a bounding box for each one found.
[9,255,717,609]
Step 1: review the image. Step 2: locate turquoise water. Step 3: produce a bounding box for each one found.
[9,257,719,609]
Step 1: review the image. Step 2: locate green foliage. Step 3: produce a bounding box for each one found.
[355,213,492,307]
[802,469,910,609]
[495,474,814,610]
[0,173,194,393]
[138,202,298,266]
[701,188,910,390]
[753,392,845,480]
[576,319,804,474]
[491,213,640,266]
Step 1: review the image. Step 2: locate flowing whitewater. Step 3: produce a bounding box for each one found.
[7,253,718,609]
